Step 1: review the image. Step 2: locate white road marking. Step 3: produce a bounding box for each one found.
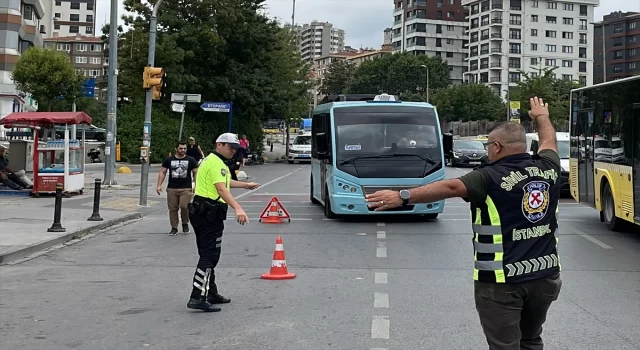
[573,228,614,249]
[377,223,385,227]
[375,272,388,284]
[370,348,388,350]
[374,292,389,308]
[371,316,390,339]
[376,242,387,258]
[235,172,296,199]
[377,231,386,239]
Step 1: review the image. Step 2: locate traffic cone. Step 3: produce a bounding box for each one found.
[261,236,296,280]
[261,201,281,224]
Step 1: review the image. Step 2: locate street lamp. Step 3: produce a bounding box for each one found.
[420,64,430,103]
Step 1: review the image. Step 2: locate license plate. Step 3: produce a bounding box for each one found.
[470,161,481,165]
[298,154,310,158]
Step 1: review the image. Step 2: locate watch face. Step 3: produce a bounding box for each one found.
[400,190,410,200]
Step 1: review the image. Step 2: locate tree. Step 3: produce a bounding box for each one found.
[11,47,85,111]
[319,59,355,95]
[510,67,580,124]
[104,0,311,161]
[346,52,450,95]
[432,84,505,122]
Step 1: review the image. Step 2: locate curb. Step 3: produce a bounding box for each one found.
[0,212,142,265]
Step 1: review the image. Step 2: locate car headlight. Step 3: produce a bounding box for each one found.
[453,152,463,157]
[335,178,360,195]
[289,149,300,154]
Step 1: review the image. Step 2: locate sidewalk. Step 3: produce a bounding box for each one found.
[262,143,286,162]
[0,166,166,264]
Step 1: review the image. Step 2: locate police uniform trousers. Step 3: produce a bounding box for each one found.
[188,202,225,300]
[474,273,562,350]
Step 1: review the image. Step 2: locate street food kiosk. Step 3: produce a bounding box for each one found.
[0,112,92,197]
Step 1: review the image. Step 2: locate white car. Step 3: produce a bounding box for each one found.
[288,133,311,164]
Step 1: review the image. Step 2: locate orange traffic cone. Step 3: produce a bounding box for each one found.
[261,202,281,224]
[261,236,296,280]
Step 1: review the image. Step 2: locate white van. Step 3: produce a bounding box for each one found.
[526,132,570,194]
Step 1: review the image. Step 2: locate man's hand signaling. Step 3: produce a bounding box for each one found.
[529,97,549,121]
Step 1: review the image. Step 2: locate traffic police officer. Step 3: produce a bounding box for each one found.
[187,132,260,312]
[366,97,563,349]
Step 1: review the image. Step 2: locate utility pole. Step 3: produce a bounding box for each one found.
[285,0,296,158]
[139,0,164,206]
[103,0,118,186]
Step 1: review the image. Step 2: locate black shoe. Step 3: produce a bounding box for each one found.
[168,228,178,236]
[208,293,231,304]
[187,298,221,312]
[182,224,190,234]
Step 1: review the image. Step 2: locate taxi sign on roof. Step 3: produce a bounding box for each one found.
[373,93,396,101]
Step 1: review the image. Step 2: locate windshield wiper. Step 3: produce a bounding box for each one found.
[340,155,394,165]
[340,153,437,166]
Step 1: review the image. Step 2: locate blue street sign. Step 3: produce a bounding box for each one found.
[200,101,233,132]
[82,78,95,98]
[200,102,231,112]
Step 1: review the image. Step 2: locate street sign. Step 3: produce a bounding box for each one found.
[200,102,231,113]
[171,103,185,113]
[171,93,201,103]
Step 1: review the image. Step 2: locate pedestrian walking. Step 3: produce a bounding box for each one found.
[157,141,199,235]
[366,97,563,350]
[239,135,249,167]
[186,132,260,312]
[187,137,205,164]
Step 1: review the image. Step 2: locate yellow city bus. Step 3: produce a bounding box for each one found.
[569,75,640,232]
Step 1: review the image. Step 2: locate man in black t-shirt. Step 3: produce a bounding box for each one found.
[157,141,199,235]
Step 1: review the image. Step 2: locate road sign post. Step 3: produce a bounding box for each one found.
[200,102,233,132]
[171,93,201,141]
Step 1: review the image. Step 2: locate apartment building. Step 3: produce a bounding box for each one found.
[0,0,44,129]
[462,0,598,98]
[291,21,345,63]
[41,0,96,38]
[593,11,640,84]
[43,35,106,99]
[391,0,469,84]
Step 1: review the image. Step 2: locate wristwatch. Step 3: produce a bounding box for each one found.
[399,190,411,206]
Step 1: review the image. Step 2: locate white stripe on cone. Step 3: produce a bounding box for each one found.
[275,244,284,251]
[271,259,287,267]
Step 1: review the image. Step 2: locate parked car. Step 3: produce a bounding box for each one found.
[449,140,489,167]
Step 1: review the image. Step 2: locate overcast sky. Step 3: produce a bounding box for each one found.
[96,0,640,48]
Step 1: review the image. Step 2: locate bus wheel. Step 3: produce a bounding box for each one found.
[602,182,625,231]
[310,177,320,204]
[324,188,337,219]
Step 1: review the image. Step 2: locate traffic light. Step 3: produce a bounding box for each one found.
[142,66,164,90]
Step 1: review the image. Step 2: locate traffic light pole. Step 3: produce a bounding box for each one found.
[139,0,164,206]
[103,0,119,186]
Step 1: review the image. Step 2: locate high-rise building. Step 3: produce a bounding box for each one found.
[291,21,345,63]
[0,0,44,128]
[462,0,599,99]
[593,12,640,84]
[383,27,393,45]
[41,0,97,38]
[391,0,469,84]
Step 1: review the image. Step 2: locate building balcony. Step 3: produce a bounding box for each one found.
[490,62,502,68]
[492,4,503,10]
[579,39,587,45]
[489,77,502,83]
[579,25,587,30]
[510,6,522,11]
[481,49,489,54]
[509,20,522,25]
[491,18,503,24]
[481,35,489,40]
[480,64,489,69]
[509,49,521,54]
[491,47,502,53]
[509,35,522,40]
[491,33,503,39]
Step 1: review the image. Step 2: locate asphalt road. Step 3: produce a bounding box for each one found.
[1,163,639,350]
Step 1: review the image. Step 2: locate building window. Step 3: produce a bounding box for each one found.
[545,59,556,66]
[436,38,442,47]
[547,2,557,9]
[562,74,572,80]
[446,39,454,44]
[54,24,60,30]
[629,48,637,56]
[23,5,33,20]
[447,25,454,31]
[85,26,93,34]
[55,0,61,5]
[546,44,556,52]
[579,62,587,72]
[70,2,80,9]
[531,57,538,65]
[446,52,454,57]
[546,16,557,24]
[579,5,587,16]
[447,11,454,18]
[531,29,537,36]
[563,3,573,11]
[531,43,538,51]
[545,30,556,38]
[86,15,93,22]
[531,15,538,22]
[629,22,637,30]
[87,2,94,10]
[562,46,573,53]
[562,60,573,67]
[531,1,538,7]
[630,62,637,69]
[75,56,87,64]
[562,31,573,39]
[70,14,79,21]
[563,18,573,25]
[90,57,101,64]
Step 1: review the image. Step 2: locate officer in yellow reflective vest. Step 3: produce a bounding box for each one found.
[366,97,562,350]
[186,132,260,312]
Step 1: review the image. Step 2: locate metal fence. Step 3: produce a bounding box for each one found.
[441,120,569,137]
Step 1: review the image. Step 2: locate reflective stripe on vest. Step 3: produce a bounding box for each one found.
[472,196,506,283]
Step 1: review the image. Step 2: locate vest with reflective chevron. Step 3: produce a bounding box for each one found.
[471,153,561,284]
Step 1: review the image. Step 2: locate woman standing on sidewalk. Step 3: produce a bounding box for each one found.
[239,135,249,167]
